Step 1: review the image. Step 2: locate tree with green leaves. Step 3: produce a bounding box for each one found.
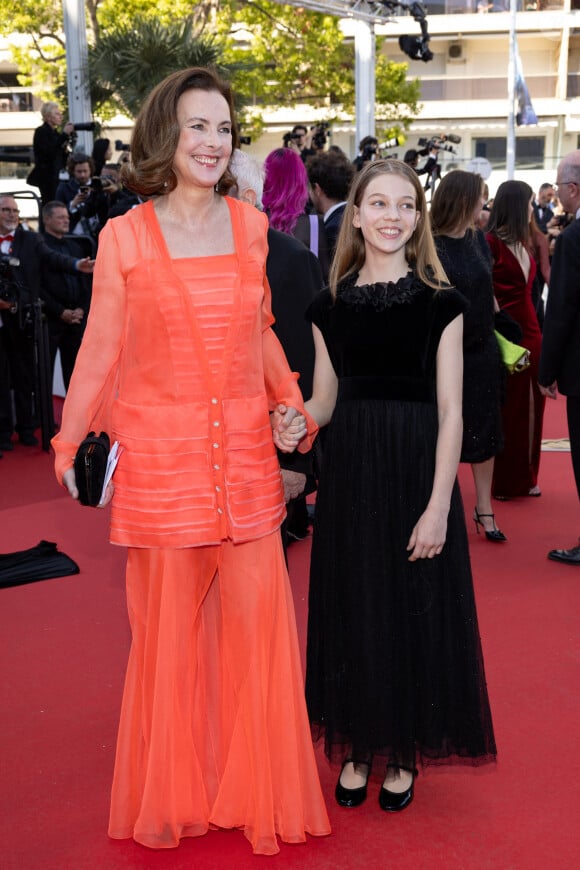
[88,17,228,119]
[1,0,421,139]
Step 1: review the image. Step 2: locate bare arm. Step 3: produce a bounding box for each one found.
[304,325,339,428]
[407,314,463,561]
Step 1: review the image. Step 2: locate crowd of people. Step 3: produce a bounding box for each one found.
[0,104,144,457]
[2,65,579,856]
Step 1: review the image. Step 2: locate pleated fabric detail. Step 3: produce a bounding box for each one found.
[108,534,331,855]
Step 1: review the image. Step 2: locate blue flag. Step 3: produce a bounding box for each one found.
[514,45,537,126]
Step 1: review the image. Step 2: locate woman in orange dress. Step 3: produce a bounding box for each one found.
[52,67,330,856]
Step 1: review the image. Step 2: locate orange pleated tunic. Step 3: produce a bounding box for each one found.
[52,198,330,855]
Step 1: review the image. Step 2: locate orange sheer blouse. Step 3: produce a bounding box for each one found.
[52,198,316,548]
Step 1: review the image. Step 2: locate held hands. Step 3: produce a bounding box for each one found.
[407,505,448,562]
[271,404,307,453]
[62,467,114,507]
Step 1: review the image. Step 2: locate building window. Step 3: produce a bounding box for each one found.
[474,137,544,170]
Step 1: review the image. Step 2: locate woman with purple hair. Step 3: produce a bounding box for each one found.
[263,147,330,281]
[263,147,309,233]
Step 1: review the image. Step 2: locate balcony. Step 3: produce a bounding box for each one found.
[0,89,37,112]
[425,0,565,12]
[419,73,568,101]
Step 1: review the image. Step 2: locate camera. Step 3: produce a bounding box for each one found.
[0,253,22,313]
[311,122,331,150]
[115,140,130,152]
[417,134,461,155]
[283,132,293,147]
[79,176,113,195]
[283,131,303,147]
[88,176,104,193]
[362,143,378,162]
[399,35,433,63]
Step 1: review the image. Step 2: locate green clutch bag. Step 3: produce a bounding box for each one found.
[494,330,531,374]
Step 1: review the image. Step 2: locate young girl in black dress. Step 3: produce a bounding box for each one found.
[304,160,496,811]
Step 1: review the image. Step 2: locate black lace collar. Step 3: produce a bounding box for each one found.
[338,272,425,310]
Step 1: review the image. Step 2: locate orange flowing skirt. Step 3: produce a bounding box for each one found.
[108,532,330,855]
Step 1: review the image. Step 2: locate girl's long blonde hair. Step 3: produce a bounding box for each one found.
[329,159,449,298]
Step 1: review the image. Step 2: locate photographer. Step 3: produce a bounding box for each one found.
[353,135,379,172]
[283,123,329,162]
[28,102,75,208]
[55,153,111,241]
[0,195,94,451]
[283,124,318,163]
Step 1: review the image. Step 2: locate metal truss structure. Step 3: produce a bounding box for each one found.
[267,1,431,145]
[268,0,414,25]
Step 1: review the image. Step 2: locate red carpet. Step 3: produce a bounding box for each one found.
[1,398,580,869]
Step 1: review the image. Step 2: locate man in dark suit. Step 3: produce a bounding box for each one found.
[40,201,92,389]
[532,183,555,235]
[0,195,94,450]
[229,149,324,548]
[307,150,355,257]
[539,152,580,564]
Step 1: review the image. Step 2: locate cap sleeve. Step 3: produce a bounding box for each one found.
[305,288,333,333]
[434,287,468,330]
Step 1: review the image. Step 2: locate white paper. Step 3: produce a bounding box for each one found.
[99,441,123,505]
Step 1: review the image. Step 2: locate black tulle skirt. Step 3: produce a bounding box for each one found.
[306,397,497,772]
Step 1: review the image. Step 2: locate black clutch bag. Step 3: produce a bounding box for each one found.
[74,431,110,507]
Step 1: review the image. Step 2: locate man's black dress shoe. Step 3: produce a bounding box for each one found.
[335,762,369,808]
[0,439,14,451]
[548,545,580,565]
[378,767,415,812]
[19,433,39,447]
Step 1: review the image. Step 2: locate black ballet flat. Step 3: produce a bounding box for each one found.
[335,762,369,808]
[473,507,507,543]
[378,767,415,812]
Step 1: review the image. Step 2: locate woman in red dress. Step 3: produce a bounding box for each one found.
[486,180,545,498]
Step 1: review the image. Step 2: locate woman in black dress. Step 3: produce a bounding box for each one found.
[304,160,496,812]
[431,170,506,541]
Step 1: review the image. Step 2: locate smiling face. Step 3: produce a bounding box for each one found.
[172,88,233,191]
[352,172,419,262]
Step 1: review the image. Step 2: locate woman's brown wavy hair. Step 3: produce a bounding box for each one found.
[430,169,484,238]
[329,159,449,299]
[121,67,239,198]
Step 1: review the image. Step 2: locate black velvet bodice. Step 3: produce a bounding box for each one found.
[307,274,467,403]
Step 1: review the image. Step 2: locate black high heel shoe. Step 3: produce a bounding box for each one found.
[335,761,370,808]
[379,766,416,812]
[473,507,507,542]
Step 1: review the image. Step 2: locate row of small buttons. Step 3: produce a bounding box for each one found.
[211,398,225,522]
